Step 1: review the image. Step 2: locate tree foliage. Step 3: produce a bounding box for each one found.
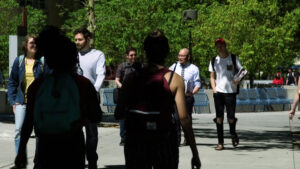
[1,0,299,82]
[62,0,300,81]
[0,0,46,79]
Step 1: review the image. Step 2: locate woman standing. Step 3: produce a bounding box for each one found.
[116,30,201,169]
[7,35,44,160]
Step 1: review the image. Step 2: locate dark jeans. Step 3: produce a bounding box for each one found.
[85,123,98,168]
[213,92,237,144]
[120,119,126,142]
[213,92,236,119]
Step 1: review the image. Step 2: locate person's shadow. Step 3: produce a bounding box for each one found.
[99,165,125,169]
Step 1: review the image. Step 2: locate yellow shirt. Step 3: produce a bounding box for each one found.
[23,58,35,103]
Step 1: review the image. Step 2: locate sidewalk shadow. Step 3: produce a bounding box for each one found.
[100,165,125,169]
[193,128,292,151]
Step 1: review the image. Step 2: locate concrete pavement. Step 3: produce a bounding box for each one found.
[0,111,299,169]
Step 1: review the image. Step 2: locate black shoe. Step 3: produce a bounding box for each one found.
[232,134,239,147]
[10,165,26,169]
[119,141,125,146]
[88,164,97,169]
[182,139,190,146]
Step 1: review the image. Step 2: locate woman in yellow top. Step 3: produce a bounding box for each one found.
[8,35,45,168]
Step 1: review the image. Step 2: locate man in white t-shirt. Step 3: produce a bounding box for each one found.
[169,48,201,145]
[209,38,243,151]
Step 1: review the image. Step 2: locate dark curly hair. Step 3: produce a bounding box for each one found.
[74,27,92,40]
[35,26,78,72]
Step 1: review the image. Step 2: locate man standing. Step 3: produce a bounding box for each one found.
[209,38,243,150]
[74,27,106,169]
[115,47,141,145]
[169,48,201,145]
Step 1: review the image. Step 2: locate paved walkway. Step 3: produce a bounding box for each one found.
[0,111,299,169]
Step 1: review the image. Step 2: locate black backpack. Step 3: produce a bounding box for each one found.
[211,54,240,94]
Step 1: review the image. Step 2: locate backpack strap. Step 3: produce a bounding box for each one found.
[231,54,240,94]
[18,55,25,68]
[168,62,177,86]
[211,56,216,72]
[231,54,238,73]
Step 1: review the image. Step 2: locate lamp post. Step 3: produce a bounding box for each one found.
[17,0,27,36]
[182,9,197,63]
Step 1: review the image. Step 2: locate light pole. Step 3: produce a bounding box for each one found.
[182,9,197,63]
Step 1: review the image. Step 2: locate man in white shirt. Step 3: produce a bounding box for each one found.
[74,27,106,169]
[169,48,201,145]
[209,38,242,151]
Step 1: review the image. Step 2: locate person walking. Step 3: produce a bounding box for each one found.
[115,30,201,169]
[209,38,243,150]
[12,26,102,169]
[74,27,106,169]
[169,48,201,145]
[289,73,300,119]
[115,47,141,146]
[286,68,296,86]
[7,35,45,168]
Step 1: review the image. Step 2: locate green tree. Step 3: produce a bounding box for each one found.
[63,0,300,83]
[193,0,300,84]
[0,0,46,81]
[63,0,200,66]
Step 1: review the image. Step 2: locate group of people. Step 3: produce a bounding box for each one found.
[7,24,248,169]
[272,68,297,86]
[8,27,103,169]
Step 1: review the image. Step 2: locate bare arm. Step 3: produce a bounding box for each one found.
[166,72,201,168]
[289,80,300,119]
[210,72,217,93]
[192,86,200,95]
[115,77,122,88]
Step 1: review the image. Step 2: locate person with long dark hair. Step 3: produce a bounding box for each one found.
[115,30,201,169]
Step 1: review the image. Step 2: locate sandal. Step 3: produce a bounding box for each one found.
[232,134,239,147]
[215,144,224,151]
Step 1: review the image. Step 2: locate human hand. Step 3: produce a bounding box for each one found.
[289,110,295,120]
[186,92,193,97]
[191,156,201,169]
[12,103,18,114]
[233,80,240,85]
[213,88,217,93]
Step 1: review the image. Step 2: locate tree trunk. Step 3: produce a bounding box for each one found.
[88,0,96,48]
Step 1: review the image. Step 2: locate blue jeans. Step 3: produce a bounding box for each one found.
[15,104,26,154]
[15,104,39,167]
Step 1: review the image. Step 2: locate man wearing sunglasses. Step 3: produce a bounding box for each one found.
[115,47,141,146]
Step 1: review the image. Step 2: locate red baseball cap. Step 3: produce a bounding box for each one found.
[215,38,226,46]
